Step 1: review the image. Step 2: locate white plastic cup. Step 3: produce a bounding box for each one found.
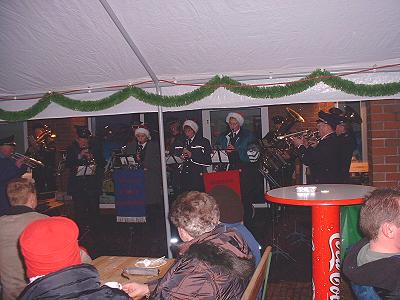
[104,281,122,290]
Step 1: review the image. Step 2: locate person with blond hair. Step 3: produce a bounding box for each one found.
[343,188,400,299]
[123,191,255,299]
[0,178,47,300]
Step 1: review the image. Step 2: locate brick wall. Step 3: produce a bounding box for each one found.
[367,100,400,188]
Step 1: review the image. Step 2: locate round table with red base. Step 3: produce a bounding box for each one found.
[265,184,375,300]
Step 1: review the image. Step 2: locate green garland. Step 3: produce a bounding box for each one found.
[1,69,399,121]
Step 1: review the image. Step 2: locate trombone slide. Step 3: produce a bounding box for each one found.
[11,153,44,168]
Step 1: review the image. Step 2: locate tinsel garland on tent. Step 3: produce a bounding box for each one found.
[1,69,399,121]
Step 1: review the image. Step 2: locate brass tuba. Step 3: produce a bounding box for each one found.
[276,108,306,136]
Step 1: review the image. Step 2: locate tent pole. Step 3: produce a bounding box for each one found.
[99,0,172,258]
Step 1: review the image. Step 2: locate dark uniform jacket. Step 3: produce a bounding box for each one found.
[65,139,104,197]
[149,224,255,299]
[0,155,27,216]
[173,134,211,192]
[343,238,400,299]
[18,264,130,299]
[298,133,344,184]
[338,133,356,183]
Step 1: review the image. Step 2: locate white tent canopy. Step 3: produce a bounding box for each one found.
[1,0,400,119]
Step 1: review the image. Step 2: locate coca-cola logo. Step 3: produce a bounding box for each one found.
[329,233,340,271]
[328,233,341,299]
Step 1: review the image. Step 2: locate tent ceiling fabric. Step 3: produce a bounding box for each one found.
[1,0,400,116]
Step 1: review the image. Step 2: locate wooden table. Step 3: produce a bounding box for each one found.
[93,256,175,285]
[265,184,375,300]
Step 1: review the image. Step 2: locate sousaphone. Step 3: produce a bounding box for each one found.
[276,107,305,136]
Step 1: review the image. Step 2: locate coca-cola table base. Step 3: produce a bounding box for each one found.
[265,184,375,300]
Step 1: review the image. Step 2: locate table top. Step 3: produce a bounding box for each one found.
[265,184,375,206]
[93,256,175,285]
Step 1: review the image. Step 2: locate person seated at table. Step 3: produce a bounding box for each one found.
[0,178,48,300]
[208,184,261,265]
[123,191,255,299]
[18,216,130,299]
[343,188,400,299]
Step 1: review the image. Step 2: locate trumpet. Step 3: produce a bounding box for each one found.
[11,152,44,168]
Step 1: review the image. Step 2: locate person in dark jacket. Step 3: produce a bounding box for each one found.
[329,107,357,183]
[123,191,255,299]
[125,125,162,206]
[0,135,27,216]
[172,120,212,192]
[66,126,104,229]
[18,216,130,300]
[343,188,400,299]
[292,111,344,184]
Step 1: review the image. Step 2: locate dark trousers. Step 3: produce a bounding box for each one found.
[239,162,264,229]
[69,177,100,229]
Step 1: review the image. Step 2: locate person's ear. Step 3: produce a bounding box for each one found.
[381,222,396,239]
[177,227,193,242]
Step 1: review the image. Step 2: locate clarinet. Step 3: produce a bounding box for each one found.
[178,139,191,174]
[227,130,239,169]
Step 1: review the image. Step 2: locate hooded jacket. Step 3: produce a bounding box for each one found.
[18,264,130,300]
[149,224,255,299]
[343,238,400,299]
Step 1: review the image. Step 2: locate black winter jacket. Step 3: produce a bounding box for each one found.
[18,264,130,300]
[343,238,400,299]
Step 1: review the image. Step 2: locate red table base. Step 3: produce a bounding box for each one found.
[312,205,341,300]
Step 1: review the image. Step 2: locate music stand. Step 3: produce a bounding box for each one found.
[76,164,96,176]
[211,148,230,171]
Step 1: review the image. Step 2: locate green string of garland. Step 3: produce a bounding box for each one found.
[1,69,399,121]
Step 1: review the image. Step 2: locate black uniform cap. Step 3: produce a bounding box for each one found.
[75,126,91,138]
[317,111,342,128]
[0,135,16,146]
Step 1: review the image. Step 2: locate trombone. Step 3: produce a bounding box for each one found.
[277,129,312,140]
[11,152,44,168]
[277,129,321,144]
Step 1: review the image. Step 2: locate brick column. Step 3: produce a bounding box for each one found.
[367,100,400,188]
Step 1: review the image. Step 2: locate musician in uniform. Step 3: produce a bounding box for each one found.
[165,119,184,152]
[66,126,104,230]
[26,123,56,193]
[329,108,357,183]
[215,112,262,227]
[292,111,344,184]
[0,135,27,216]
[164,119,184,198]
[172,120,211,193]
[125,125,162,206]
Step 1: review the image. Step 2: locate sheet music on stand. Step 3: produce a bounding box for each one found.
[120,156,136,167]
[211,149,229,164]
[76,164,96,176]
[111,153,138,169]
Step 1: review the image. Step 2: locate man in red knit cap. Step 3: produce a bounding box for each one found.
[18,216,130,299]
